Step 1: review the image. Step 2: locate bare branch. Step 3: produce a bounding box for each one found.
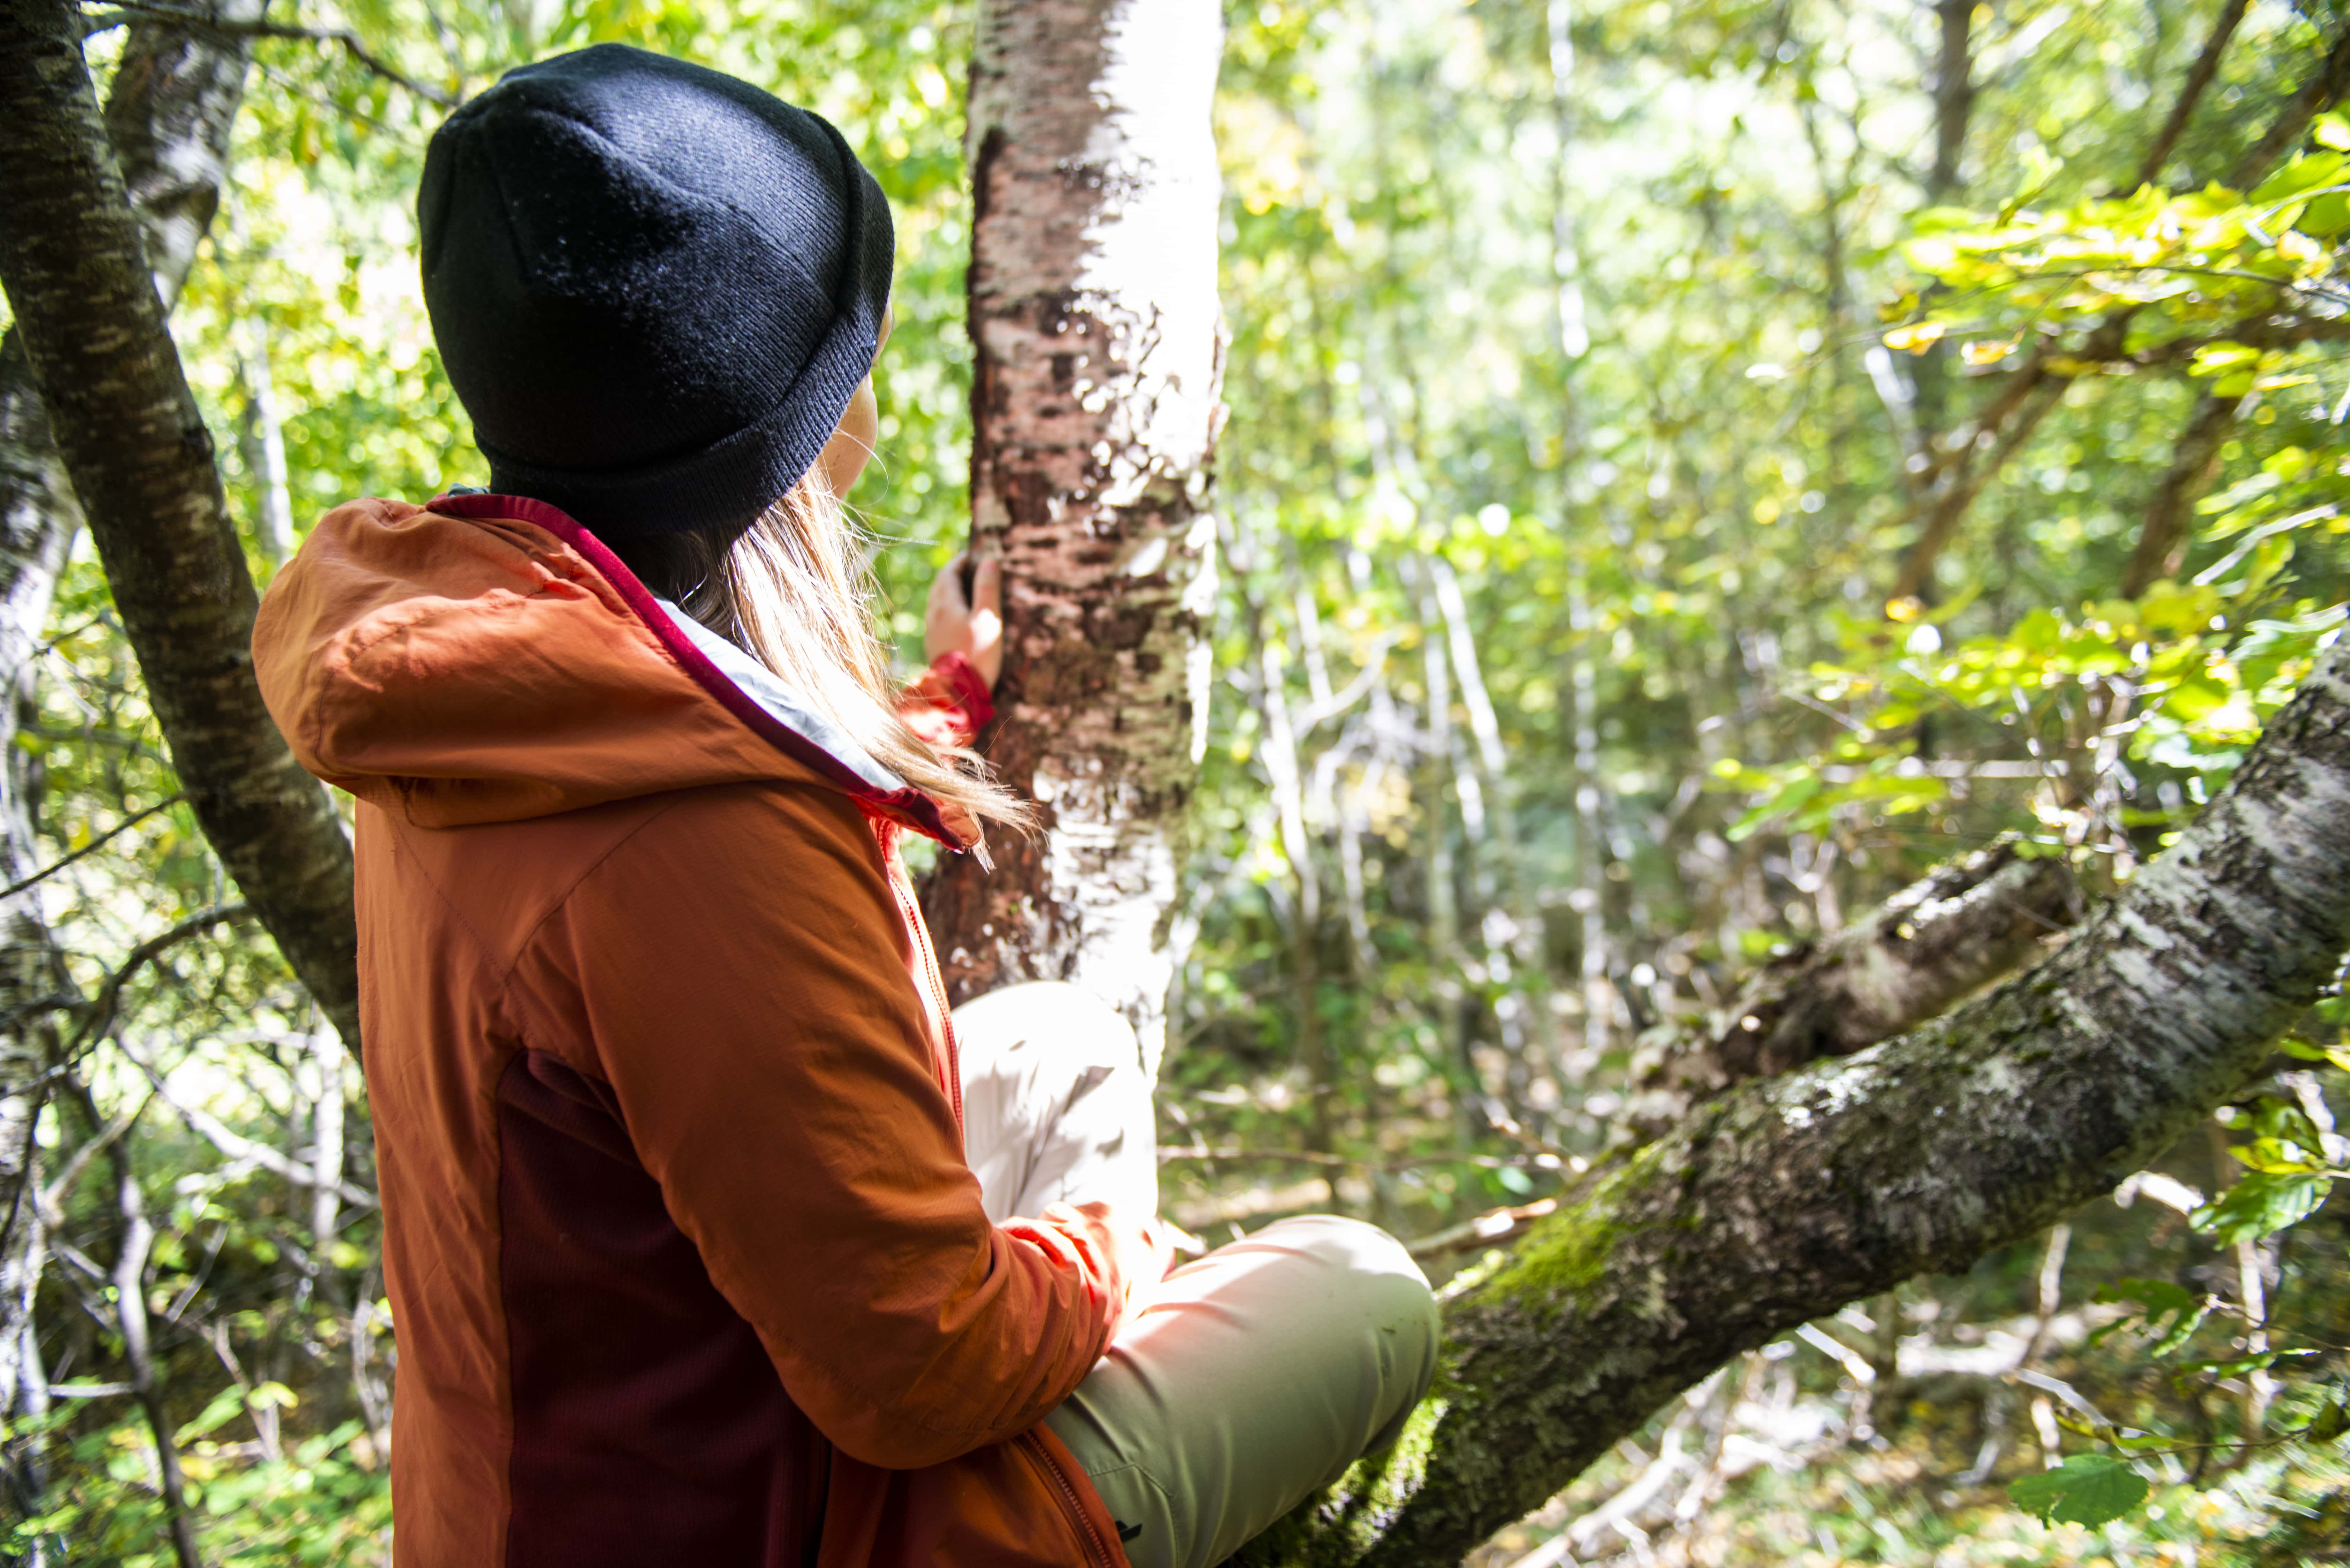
[2121,389,2246,597]
[66,901,250,1058]
[2132,0,2250,191]
[90,2,459,107]
[113,1031,377,1211]
[1889,370,2066,604]
[0,792,184,901]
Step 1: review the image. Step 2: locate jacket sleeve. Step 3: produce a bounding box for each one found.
[898,651,995,750]
[521,781,1127,1470]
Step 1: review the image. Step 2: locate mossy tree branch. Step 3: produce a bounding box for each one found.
[1239,632,2350,1566]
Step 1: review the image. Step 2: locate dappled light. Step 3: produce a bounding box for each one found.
[0,0,2346,1564]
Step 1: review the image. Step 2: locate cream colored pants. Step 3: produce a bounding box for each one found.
[954,984,1442,1568]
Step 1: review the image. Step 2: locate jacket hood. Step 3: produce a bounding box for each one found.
[252,493,975,846]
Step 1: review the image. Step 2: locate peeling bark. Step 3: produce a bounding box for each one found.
[1622,839,2084,1139]
[0,2,267,1505]
[1238,634,2350,1566]
[923,0,1224,1069]
[0,3,358,1056]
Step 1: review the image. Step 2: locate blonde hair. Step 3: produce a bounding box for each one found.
[643,471,1033,837]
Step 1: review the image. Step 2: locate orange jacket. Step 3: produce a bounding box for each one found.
[253,494,1132,1567]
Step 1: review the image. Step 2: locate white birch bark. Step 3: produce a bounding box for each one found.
[924,0,1225,1073]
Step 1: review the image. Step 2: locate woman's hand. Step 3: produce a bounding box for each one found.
[925,552,1003,692]
[1048,1201,1183,1317]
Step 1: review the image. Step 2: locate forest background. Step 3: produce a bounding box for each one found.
[2,0,2349,1564]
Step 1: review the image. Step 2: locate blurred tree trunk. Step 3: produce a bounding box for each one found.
[0,3,269,1546]
[0,5,357,1030]
[924,0,1226,1071]
[1239,635,2350,1564]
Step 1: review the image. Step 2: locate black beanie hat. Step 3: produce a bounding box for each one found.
[418,45,893,541]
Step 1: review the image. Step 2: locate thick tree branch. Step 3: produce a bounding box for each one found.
[1624,838,2083,1139]
[2120,388,2245,598]
[1242,631,2350,1565]
[0,1,360,1050]
[1889,371,2064,604]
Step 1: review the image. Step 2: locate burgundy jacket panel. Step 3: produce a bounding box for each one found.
[497,1049,825,1567]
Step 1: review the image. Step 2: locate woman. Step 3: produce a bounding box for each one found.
[253,44,1437,1568]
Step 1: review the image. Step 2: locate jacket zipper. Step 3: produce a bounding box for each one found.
[1024,1431,1118,1568]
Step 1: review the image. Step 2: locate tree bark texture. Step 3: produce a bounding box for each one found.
[0,0,266,1461]
[0,1,358,1052]
[924,0,1224,1070]
[1239,634,2350,1566]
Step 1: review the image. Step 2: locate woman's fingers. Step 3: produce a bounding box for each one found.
[966,558,1004,689]
[923,551,1005,693]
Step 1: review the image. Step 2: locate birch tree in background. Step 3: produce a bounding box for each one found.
[923,0,1226,1071]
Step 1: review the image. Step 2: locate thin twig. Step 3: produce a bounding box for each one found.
[0,793,185,901]
[65,902,250,1060]
[1408,1198,1560,1260]
[114,1032,378,1210]
[93,2,459,107]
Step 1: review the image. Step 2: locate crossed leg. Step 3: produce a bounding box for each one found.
[955,983,1442,1568]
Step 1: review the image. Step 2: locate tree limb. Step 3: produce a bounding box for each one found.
[0,792,184,901]
[2230,12,2350,191]
[112,1031,376,1211]
[1889,370,2066,605]
[92,2,459,108]
[2132,0,2250,192]
[1622,838,2084,1143]
[65,902,251,1059]
[1241,630,2350,1565]
[0,0,361,1051]
[2120,388,2246,598]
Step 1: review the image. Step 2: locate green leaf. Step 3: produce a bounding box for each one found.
[2177,1347,2319,1378]
[1728,774,1819,844]
[2302,191,2350,237]
[2093,1278,2210,1355]
[2191,1170,2330,1243]
[2009,1454,2150,1528]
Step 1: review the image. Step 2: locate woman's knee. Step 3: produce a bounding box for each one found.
[1249,1217,1440,1361]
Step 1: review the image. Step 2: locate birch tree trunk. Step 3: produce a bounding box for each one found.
[0,5,266,1526]
[923,0,1226,1070]
[0,2,358,1052]
[1237,635,2350,1567]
